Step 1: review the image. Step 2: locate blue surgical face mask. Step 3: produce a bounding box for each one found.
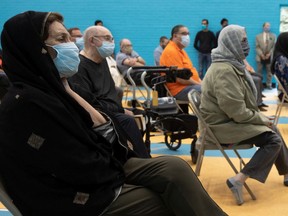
[51,42,80,78]
[181,35,190,48]
[75,37,84,51]
[96,41,115,58]
[202,24,207,30]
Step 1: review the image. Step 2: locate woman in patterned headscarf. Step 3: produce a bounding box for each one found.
[200,25,288,205]
[271,32,288,99]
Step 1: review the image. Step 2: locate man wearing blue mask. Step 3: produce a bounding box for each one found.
[255,22,276,90]
[69,26,150,158]
[193,19,216,79]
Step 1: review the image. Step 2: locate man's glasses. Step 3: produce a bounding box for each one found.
[93,35,114,42]
[178,32,189,36]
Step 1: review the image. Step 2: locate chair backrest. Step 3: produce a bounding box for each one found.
[0,175,22,216]
[273,74,288,125]
[188,89,209,132]
[274,74,288,99]
[188,89,253,148]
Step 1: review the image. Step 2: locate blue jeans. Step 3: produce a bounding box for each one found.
[198,52,212,79]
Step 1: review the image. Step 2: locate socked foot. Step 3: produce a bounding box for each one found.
[226,178,244,205]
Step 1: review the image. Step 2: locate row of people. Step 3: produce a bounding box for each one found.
[153,20,276,91]
[0,11,228,216]
[52,18,288,207]
[0,9,287,211]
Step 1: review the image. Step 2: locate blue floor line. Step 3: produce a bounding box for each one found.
[0,210,12,216]
[151,142,257,158]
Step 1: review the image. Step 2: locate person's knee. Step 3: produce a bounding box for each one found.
[156,156,192,179]
[266,133,283,152]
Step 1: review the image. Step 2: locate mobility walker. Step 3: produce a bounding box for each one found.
[126,66,199,163]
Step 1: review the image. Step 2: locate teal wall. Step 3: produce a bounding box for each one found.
[0,0,287,73]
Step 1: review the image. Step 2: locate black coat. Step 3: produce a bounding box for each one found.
[0,11,131,216]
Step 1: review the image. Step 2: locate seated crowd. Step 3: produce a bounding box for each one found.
[0,9,287,215]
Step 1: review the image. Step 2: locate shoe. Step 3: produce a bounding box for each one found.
[284,180,288,187]
[259,103,268,107]
[258,106,267,112]
[226,178,244,205]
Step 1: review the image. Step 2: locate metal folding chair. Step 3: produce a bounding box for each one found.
[163,84,192,113]
[188,89,256,201]
[273,74,288,125]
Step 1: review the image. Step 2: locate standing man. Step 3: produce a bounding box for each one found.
[153,36,169,66]
[215,18,229,47]
[194,19,216,79]
[160,25,201,100]
[255,22,276,89]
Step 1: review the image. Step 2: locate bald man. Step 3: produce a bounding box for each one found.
[69,26,149,158]
[116,39,145,84]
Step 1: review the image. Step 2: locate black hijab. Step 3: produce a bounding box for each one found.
[271,32,288,74]
[1,11,93,127]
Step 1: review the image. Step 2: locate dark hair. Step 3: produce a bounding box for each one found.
[263,22,269,27]
[160,36,168,43]
[202,19,209,25]
[171,25,185,39]
[67,27,80,35]
[94,20,103,25]
[220,18,228,25]
[42,12,63,41]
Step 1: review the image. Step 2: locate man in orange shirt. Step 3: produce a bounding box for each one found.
[160,24,201,102]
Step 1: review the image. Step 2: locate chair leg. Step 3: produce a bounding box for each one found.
[243,182,257,200]
[195,145,205,176]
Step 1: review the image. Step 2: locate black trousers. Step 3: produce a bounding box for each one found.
[239,125,288,183]
[103,156,227,216]
[114,112,149,158]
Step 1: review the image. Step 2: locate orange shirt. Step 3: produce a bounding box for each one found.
[160,40,200,96]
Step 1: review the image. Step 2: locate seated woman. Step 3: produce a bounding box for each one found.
[0,11,227,216]
[271,32,288,99]
[200,25,288,205]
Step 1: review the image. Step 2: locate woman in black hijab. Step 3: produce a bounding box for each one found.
[271,32,288,96]
[0,11,227,216]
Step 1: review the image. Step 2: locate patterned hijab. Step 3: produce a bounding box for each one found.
[211,25,257,99]
[271,32,288,74]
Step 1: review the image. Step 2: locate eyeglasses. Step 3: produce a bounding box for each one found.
[178,32,189,36]
[93,35,114,42]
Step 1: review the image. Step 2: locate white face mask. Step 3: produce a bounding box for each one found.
[51,42,80,78]
[181,35,190,47]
